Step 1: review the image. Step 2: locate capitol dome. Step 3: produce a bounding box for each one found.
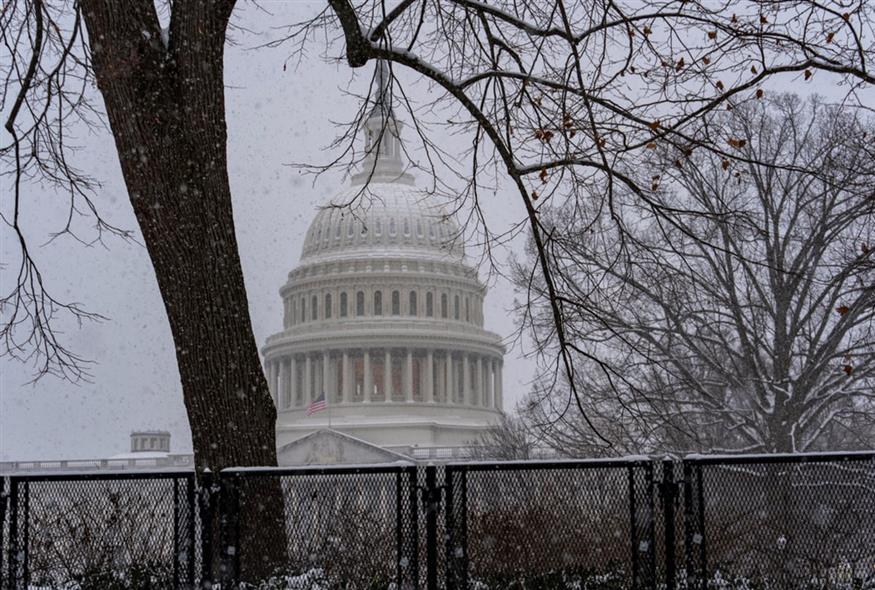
[263,65,505,456]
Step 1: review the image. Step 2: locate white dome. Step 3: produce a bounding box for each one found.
[300,179,465,264]
[263,86,504,458]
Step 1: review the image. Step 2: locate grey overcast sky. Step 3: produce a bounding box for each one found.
[3,3,871,461]
[0,2,537,460]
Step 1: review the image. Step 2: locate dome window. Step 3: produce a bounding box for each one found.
[291,300,297,325]
[409,291,418,316]
[441,294,448,318]
[426,292,434,317]
[454,295,460,320]
[340,292,348,317]
[325,293,333,319]
[334,218,342,239]
[465,297,470,322]
[375,219,383,236]
[347,220,354,238]
[301,297,307,322]
[389,218,396,236]
[429,222,436,239]
[374,291,383,315]
[311,295,318,320]
[392,290,400,315]
[403,218,410,236]
[356,291,365,316]
[416,220,423,237]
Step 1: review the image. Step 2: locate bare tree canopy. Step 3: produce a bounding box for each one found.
[285,0,875,443]
[523,95,874,454]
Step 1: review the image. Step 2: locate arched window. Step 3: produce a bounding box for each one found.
[375,218,383,236]
[409,291,418,316]
[403,218,410,236]
[429,222,436,239]
[465,297,470,322]
[441,294,448,318]
[454,295,460,320]
[347,219,354,238]
[325,293,333,319]
[392,290,400,315]
[389,218,397,236]
[416,220,423,237]
[312,295,318,320]
[334,217,342,239]
[356,291,365,316]
[340,292,348,317]
[301,297,307,322]
[426,292,434,317]
[291,300,297,324]
[374,291,383,316]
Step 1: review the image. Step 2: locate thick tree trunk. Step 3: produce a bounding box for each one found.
[80,0,285,580]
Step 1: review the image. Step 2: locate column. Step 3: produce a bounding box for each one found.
[405,349,414,402]
[486,358,494,408]
[342,351,351,402]
[462,354,471,405]
[322,351,330,401]
[363,350,372,402]
[304,354,312,405]
[268,361,277,405]
[495,360,503,411]
[290,356,298,407]
[384,349,392,402]
[425,349,434,403]
[275,360,284,408]
[476,356,484,407]
[445,352,453,403]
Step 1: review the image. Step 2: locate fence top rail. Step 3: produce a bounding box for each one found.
[3,468,196,483]
[221,460,417,478]
[444,455,652,472]
[684,449,875,466]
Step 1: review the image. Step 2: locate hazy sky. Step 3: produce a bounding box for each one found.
[0,3,537,460]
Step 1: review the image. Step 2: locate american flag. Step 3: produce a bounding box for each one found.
[306,392,327,416]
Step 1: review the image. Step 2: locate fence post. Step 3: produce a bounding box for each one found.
[173,478,181,586]
[408,467,419,589]
[459,469,468,590]
[219,472,240,588]
[186,474,196,588]
[661,458,678,590]
[444,466,456,590]
[424,465,439,590]
[628,465,640,589]
[199,470,215,588]
[0,477,6,589]
[696,465,707,589]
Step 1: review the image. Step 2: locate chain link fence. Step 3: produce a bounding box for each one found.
[1,452,873,589]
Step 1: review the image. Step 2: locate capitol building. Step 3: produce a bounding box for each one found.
[262,67,506,464]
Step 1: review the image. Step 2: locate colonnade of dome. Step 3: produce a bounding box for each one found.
[265,348,502,410]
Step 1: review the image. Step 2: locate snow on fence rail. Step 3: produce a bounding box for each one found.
[1,451,873,589]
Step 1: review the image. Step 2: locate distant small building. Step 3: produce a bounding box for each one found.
[129,430,171,453]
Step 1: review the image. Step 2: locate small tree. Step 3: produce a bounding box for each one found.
[521,95,874,454]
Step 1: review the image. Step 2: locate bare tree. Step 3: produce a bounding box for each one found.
[2,0,284,578]
[521,95,874,455]
[283,0,875,444]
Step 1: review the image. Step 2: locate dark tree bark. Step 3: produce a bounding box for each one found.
[79,1,284,579]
